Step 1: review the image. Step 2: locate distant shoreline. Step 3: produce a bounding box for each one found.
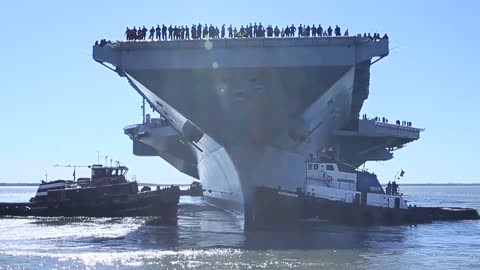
[0,182,192,187]
[0,182,480,187]
[0,183,39,186]
[391,183,480,186]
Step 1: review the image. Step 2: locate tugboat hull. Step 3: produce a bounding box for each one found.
[248,186,480,229]
[0,188,180,220]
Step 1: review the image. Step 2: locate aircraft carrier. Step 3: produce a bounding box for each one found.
[92,34,423,225]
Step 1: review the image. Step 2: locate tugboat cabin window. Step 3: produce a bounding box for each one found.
[314,164,319,170]
[308,164,313,170]
[92,167,127,179]
[326,164,334,171]
[92,168,107,178]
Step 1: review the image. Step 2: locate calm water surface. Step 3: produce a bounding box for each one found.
[0,186,479,269]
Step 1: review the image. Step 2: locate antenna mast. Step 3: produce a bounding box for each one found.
[53,164,90,181]
[142,98,146,123]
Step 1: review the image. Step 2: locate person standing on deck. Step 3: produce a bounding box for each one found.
[155,25,161,40]
[149,26,155,40]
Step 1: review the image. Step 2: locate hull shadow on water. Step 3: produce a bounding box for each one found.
[127,197,412,251]
[9,196,412,252]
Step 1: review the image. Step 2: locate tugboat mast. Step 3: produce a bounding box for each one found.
[141,98,146,124]
[42,168,48,182]
[53,164,90,181]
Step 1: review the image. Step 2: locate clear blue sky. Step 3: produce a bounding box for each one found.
[0,0,479,183]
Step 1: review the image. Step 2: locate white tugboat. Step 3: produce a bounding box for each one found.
[251,155,479,228]
[303,158,408,210]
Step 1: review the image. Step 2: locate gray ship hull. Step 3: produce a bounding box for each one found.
[124,68,354,214]
[93,37,391,220]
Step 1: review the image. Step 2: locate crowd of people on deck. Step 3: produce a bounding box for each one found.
[123,24,389,41]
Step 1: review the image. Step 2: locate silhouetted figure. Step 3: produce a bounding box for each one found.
[312,25,317,37]
[162,25,167,40]
[173,25,178,40]
[258,23,263,37]
[125,27,130,40]
[285,25,291,37]
[155,25,161,40]
[327,26,333,36]
[221,24,225,38]
[317,24,323,37]
[233,27,238,38]
[305,25,311,37]
[131,27,137,40]
[290,24,296,37]
[392,181,398,195]
[386,181,392,195]
[228,24,233,38]
[344,29,349,36]
[208,24,214,38]
[253,23,258,38]
[298,24,303,37]
[185,25,190,39]
[203,24,208,38]
[142,26,147,40]
[382,33,389,39]
[267,25,273,37]
[149,27,155,40]
[274,26,280,37]
[281,28,285,37]
[196,24,201,39]
[334,25,341,36]
[168,24,173,40]
[191,24,197,39]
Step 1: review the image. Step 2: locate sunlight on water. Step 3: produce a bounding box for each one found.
[0,186,479,269]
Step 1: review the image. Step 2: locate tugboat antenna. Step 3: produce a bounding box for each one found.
[42,169,48,182]
[142,98,146,124]
[53,164,90,181]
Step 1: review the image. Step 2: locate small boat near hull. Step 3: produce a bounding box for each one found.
[0,187,180,219]
[0,164,180,220]
[248,186,480,229]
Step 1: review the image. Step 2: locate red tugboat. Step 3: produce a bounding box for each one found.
[0,164,180,220]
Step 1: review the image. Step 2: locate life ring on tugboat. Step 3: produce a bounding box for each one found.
[326,175,333,182]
